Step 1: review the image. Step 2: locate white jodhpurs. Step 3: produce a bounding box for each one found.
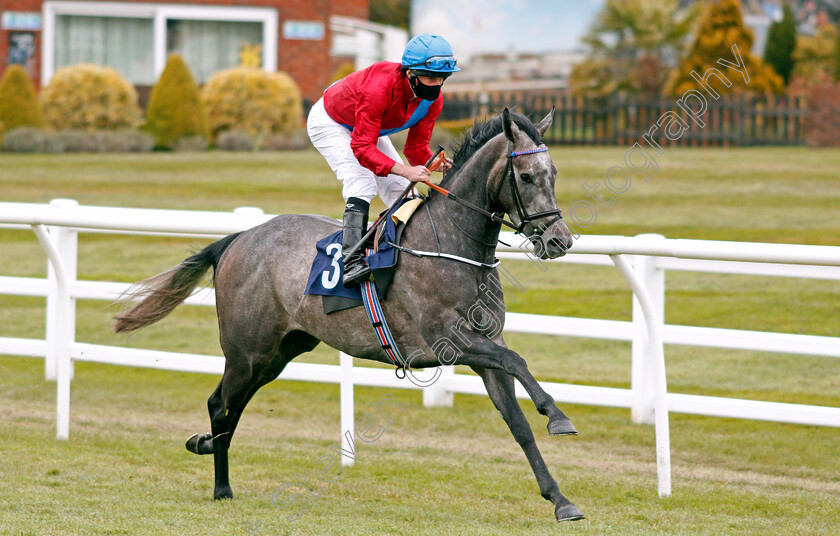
[307,97,411,206]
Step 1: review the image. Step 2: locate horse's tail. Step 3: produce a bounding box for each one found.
[113,232,242,333]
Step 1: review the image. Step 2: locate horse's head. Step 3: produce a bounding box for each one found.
[492,108,574,259]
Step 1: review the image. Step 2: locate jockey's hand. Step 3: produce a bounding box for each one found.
[442,157,454,171]
[393,163,431,183]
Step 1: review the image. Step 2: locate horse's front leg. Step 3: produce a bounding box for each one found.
[472,365,584,522]
[443,331,577,436]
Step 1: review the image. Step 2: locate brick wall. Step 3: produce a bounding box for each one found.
[275,0,334,103]
[330,0,368,19]
[0,0,369,103]
[807,84,840,147]
[0,0,44,84]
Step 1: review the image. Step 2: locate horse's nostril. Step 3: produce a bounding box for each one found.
[550,238,566,250]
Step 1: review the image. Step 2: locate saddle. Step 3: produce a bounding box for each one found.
[304,198,424,314]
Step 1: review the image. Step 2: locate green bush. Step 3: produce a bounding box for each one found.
[171,135,209,152]
[2,128,63,153]
[53,130,103,152]
[2,127,154,153]
[144,54,208,149]
[0,65,45,131]
[214,129,308,151]
[261,130,310,151]
[41,64,141,130]
[215,130,256,151]
[98,130,155,152]
[202,66,303,140]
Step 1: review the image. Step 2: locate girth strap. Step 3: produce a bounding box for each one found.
[359,262,406,376]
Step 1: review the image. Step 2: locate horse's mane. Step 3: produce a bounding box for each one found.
[443,110,543,186]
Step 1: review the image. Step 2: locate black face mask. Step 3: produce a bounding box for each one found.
[409,75,442,101]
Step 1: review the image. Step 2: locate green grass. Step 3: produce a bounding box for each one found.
[1,148,839,535]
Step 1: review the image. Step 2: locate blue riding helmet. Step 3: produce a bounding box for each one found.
[401,34,461,77]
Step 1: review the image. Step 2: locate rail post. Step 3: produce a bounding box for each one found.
[45,199,78,381]
[340,352,355,467]
[423,365,454,407]
[630,233,665,425]
[612,252,671,497]
[33,222,73,440]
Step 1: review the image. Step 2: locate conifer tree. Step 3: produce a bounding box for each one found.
[764,4,797,85]
[0,65,45,131]
[665,0,783,95]
[144,54,208,149]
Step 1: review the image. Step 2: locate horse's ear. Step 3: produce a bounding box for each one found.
[502,107,518,142]
[536,107,555,137]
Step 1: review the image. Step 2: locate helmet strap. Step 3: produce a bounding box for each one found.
[408,73,419,97]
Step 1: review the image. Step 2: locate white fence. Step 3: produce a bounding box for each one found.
[2,200,840,499]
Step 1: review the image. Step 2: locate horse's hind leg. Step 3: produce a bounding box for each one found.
[472,366,584,522]
[208,364,268,500]
[188,330,319,500]
[185,382,222,455]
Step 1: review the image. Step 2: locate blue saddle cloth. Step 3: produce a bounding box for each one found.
[305,201,408,313]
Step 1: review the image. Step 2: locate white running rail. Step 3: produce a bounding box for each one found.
[2,200,840,498]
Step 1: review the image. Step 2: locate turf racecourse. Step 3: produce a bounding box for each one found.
[1,148,838,535]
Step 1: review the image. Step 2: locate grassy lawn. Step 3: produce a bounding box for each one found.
[0,147,839,535]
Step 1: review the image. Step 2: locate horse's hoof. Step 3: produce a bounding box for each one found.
[213,486,234,500]
[555,502,585,522]
[185,432,214,455]
[547,418,578,436]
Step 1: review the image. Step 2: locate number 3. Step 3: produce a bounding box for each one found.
[321,243,342,289]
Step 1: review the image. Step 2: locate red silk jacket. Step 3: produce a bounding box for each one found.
[323,61,442,177]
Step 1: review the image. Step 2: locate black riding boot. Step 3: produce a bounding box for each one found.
[341,199,372,287]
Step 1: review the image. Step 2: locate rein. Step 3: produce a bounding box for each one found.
[421,142,563,236]
[422,180,518,231]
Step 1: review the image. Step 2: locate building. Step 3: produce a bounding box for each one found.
[0,0,397,104]
[444,49,585,94]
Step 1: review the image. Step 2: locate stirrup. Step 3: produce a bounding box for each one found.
[342,256,371,287]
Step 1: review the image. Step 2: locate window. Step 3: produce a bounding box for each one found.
[55,15,155,84]
[43,2,278,86]
[167,19,262,82]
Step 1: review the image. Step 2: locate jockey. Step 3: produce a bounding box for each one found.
[307,33,460,287]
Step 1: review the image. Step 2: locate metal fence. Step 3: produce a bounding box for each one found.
[442,91,808,147]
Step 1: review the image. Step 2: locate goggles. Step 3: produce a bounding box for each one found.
[405,55,457,72]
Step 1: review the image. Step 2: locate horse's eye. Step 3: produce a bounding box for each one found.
[520,173,533,184]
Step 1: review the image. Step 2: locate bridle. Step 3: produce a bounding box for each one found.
[423,142,564,238]
[493,142,564,234]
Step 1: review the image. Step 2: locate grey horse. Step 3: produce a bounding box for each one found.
[114,108,583,522]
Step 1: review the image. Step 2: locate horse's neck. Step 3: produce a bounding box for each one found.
[418,137,504,262]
